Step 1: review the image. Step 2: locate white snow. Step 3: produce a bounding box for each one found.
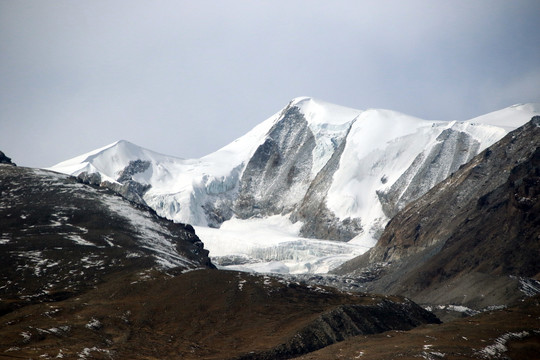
[325,112,518,246]
[67,234,96,247]
[20,331,31,342]
[100,193,200,270]
[195,215,369,274]
[48,99,540,274]
[85,318,101,330]
[77,347,113,360]
[477,331,530,359]
[468,103,540,130]
[293,97,362,176]
[238,279,246,291]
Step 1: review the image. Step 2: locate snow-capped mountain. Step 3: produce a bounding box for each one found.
[333,116,540,310]
[50,98,540,273]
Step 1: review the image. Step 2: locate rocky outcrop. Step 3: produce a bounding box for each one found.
[76,170,102,185]
[102,179,151,206]
[117,159,151,182]
[236,298,439,360]
[333,117,540,309]
[234,106,316,218]
[290,120,362,241]
[292,296,540,360]
[77,159,152,206]
[234,104,363,241]
[0,150,15,166]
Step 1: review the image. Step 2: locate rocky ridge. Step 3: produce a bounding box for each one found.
[333,116,540,309]
[0,163,213,315]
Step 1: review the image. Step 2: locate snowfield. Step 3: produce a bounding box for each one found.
[195,215,369,274]
[49,98,540,274]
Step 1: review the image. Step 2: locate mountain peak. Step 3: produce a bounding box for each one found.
[49,99,540,274]
[289,96,313,105]
[467,102,540,129]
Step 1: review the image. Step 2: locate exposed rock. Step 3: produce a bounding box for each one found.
[236,298,439,360]
[235,103,363,241]
[77,160,152,206]
[293,295,540,360]
[49,100,536,257]
[234,106,316,218]
[102,179,151,206]
[76,170,102,186]
[0,150,16,166]
[291,120,362,241]
[117,159,151,182]
[202,199,234,228]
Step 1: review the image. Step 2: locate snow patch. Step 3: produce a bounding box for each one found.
[513,276,540,297]
[476,331,530,359]
[66,234,95,247]
[85,318,102,330]
[238,279,246,291]
[0,235,10,244]
[78,347,113,360]
[20,331,31,342]
[101,193,198,269]
[436,304,480,316]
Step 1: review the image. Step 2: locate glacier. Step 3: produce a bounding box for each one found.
[49,98,540,274]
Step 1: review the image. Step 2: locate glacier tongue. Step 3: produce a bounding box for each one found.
[194,215,369,274]
[49,99,540,274]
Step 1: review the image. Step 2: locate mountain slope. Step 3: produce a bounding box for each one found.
[0,164,213,315]
[0,268,440,359]
[49,99,540,273]
[333,116,540,309]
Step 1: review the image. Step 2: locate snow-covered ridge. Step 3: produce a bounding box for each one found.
[49,98,540,274]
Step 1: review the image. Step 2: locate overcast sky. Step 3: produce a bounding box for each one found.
[1,1,539,168]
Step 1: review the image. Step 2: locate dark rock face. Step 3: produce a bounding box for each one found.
[117,159,151,182]
[102,179,151,205]
[237,297,439,360]
[0,150,15,166]
[76,170,101,186]
[234,106,316,218]
[77,159,152,206]
[292,295,540,360]
[333,117,540,309]
[291,122,362,241]
[235,105,363,241]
